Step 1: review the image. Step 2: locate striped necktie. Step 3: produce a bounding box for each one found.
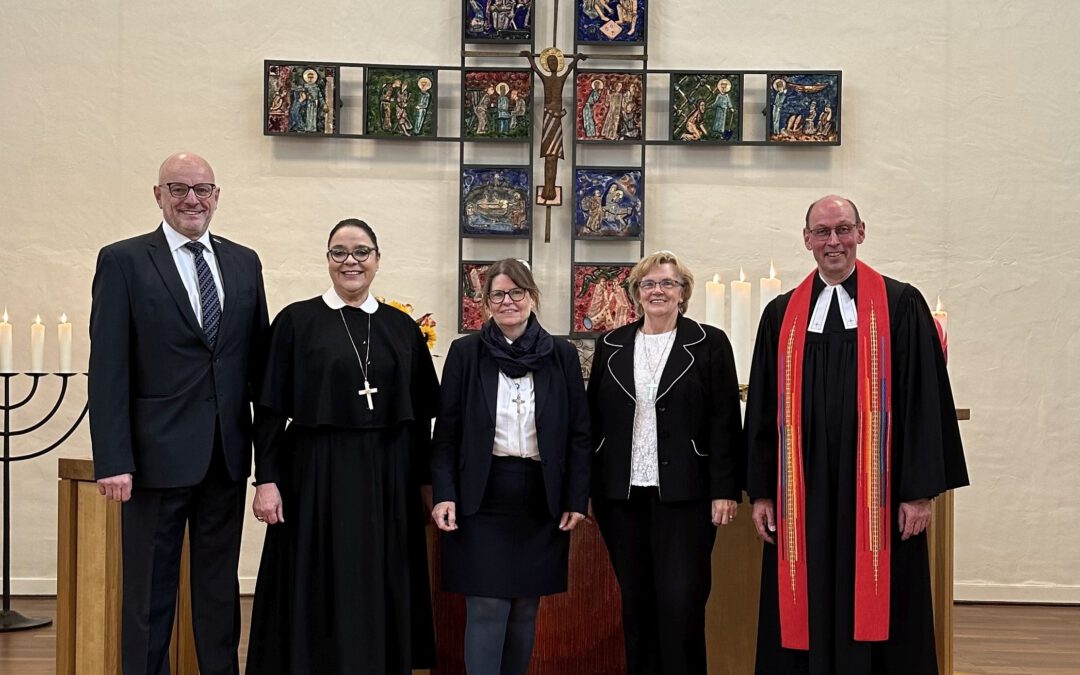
[183,241,221,348]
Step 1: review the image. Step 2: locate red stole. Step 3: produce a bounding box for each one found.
[775,260,892,649]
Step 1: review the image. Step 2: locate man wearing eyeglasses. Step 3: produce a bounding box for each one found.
[744,195,969,674]
[88,152,269,675]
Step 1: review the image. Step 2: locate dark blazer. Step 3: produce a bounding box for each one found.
[588,315,744,502]
[431,332,592,519]
[88,226,269,488]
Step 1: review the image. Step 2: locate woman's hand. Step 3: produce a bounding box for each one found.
[711,498,738,527]
[432,501,458,531]
[559,511,586,531]
[253,483,284,525]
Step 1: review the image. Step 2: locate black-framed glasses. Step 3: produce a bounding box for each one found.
[487,288,527,304]
[160,182,217,199]
[638,279,683,291]
[807,224,858,240]
[327,246,378,263]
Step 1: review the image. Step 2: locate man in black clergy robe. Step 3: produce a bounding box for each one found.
[89,152,268,674]
[746,195,969,675]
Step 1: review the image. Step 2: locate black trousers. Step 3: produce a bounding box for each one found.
[121,434,245,675]
[594,488,717,675]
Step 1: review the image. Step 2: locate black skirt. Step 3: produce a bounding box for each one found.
[245,424,434,675]
[440,456,570,598]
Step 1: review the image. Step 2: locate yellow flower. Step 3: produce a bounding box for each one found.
[419,323,438,351]
[378,298,436,351]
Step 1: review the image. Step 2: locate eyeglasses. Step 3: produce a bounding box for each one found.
[487,288,527,304]
[807,224,858,240]
[327,246,378,263]
[638,279,683,291]
[160,183,217,199]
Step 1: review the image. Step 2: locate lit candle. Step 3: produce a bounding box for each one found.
[759,261,782,317]
[58,313,72,373]
[705,274,726,331]
[31,315,45,373]
[932,297,948,365]
[730,269,752,383]
[0,308,12,373]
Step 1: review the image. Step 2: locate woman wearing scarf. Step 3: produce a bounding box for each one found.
[431,258,591,675]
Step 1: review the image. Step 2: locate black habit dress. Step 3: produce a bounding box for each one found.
[745,270,969,675]
[245,295,438,675]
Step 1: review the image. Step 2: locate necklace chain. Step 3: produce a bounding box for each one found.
[339,309,372,381]
[639,328,675,395]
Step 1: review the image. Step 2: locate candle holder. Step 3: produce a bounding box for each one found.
[1,373,88,632]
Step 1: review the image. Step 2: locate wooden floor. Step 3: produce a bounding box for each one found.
[3,599,1078,674]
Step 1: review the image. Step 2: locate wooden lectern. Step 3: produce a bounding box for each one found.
[56,458,197,675]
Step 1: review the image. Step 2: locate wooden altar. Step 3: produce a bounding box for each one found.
[429,409,968,674]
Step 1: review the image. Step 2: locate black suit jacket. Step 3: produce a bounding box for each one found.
[88,225,269,488]
[588,315,744,502]
[430,333,592,519]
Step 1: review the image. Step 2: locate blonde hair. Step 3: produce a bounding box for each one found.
[481,258,541,315]
[627,250,695,315]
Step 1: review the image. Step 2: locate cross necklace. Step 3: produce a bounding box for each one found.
[510,378,526,415]
[640,328,676,403]
[339,309,378,410]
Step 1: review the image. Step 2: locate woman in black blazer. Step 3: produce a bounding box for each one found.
[588,250,743,675]
[431,258,591,675]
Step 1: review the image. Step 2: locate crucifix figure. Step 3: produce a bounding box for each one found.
[358,379,379,410]
[521,47,586,204]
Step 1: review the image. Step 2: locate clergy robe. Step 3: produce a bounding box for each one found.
[745,270,969,675]
[246,296,438,675]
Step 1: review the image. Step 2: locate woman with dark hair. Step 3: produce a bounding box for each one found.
[246,218,438,674]
[431,258,591,675]
[588,250,743,674]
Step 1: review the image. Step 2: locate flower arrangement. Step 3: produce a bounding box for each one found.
[377,297,437,351]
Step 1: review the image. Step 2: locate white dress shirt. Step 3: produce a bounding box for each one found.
[492,369,540,461]
[161,221,224,325]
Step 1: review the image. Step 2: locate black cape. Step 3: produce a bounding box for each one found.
[246,297,438,674]
[745,270,969,675]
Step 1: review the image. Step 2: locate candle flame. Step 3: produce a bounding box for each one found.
[935,296,944,312]
[34,314,42,325]
[713,273,721,283]
[739,268,746,283]
[60,312,68,323]
[2,308,7,323]
[769,260,777,279]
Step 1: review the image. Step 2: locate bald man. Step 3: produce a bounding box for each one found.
[89,153,268,674]
[744,195,968,674]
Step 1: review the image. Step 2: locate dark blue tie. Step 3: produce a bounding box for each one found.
[184,241,221,348]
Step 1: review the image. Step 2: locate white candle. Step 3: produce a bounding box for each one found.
[30,315,45,373]
[705,274,726,331]
[932,297,948,365]
[58,313,72,373]
[759,261,782,317]
[730,269,752,383]
[0,308,12,373]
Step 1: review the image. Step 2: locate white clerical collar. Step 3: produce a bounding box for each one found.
[161,220,214,253]
[809,268,857,333]
[321,287,379,313]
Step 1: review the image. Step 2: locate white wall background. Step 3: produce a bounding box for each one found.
[1,0,1077,603]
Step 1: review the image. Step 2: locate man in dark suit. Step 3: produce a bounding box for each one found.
[88,152,269,675]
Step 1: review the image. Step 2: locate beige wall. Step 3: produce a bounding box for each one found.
[1,1,1077,602]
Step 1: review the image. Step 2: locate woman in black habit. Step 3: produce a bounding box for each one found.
[430,258,591,675]
[246,218,438,674]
